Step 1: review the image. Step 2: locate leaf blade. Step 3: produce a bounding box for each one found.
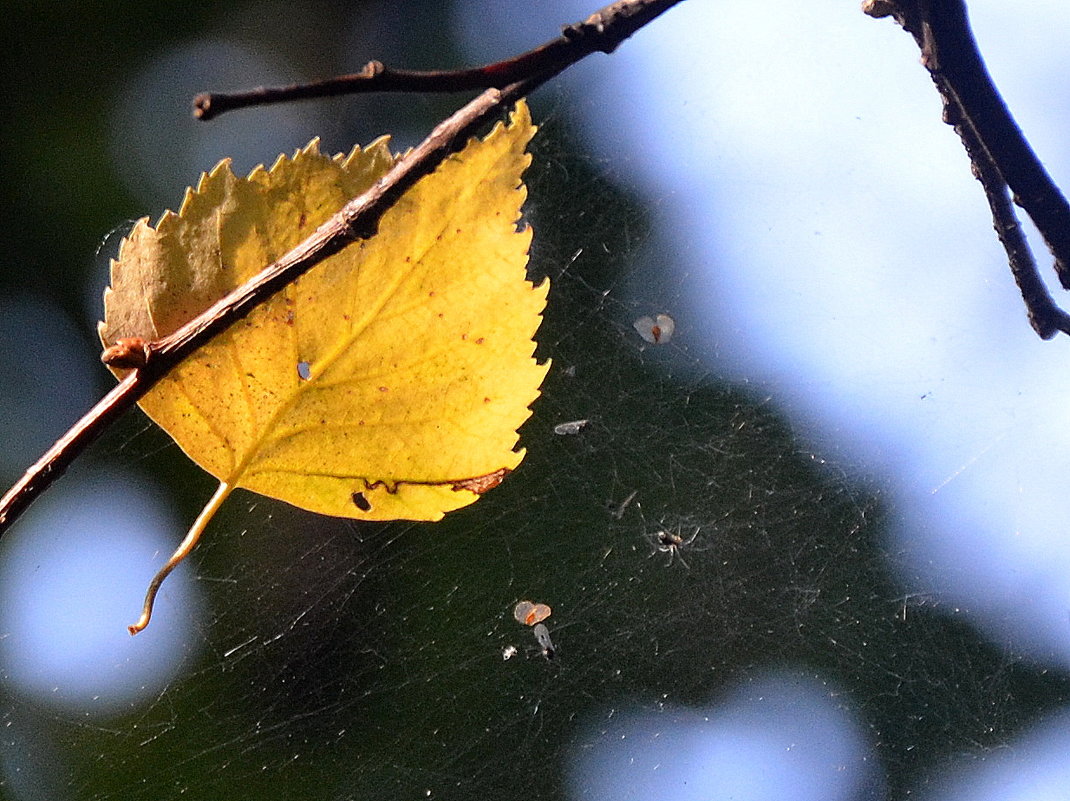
[100,102,547,522]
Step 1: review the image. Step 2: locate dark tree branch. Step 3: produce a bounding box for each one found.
[865,0,1070,336]
[963,120,1070,338]
[194,55,553,121]
[0,0,684,537]
[194,0,677,120]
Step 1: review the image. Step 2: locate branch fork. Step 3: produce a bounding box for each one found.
[865,0,1070,338]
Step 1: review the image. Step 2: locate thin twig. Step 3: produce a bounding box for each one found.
[194,0,677,120]
[928,36,1070,338]
[0,0,684,538]
[865,0,1070,334]
[194,57,547,121]
[918,1,1070,288]
[962,116,1070,338]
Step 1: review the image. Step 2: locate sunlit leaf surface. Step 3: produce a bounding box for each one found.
[99,102,547,631]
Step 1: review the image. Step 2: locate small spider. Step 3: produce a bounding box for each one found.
[650,526,699,569]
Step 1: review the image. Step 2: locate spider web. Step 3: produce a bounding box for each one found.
[0,114,1059,801]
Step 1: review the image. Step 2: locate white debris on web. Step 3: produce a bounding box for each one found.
[633,313,675,344]
[553,419,590,436]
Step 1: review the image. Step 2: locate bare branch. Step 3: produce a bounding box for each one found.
[865,0,1070,334]
[0,0,685,537]
[195,0,680,120]
[964,121,1070,339]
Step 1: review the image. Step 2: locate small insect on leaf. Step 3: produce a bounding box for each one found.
[513,599,552,626]
[99,101,548,633]
[633,313,675,345]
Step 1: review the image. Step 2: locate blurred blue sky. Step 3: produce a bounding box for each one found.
[0,468,199,717]
[568,670,880,801]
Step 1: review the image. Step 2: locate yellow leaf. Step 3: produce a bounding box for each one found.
[99,102,548,632]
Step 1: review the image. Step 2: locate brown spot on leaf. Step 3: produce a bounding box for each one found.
[351,492,372,511]
[452,467,511,495]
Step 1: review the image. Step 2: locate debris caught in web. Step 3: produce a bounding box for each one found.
[533,623,556,660]
[553,419,590,436]
[633,313,675,345]
[513,600,552,626]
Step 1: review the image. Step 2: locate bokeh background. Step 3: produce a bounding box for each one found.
[3,1,1070,799]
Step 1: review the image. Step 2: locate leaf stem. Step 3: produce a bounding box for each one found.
[129,481,234,635]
